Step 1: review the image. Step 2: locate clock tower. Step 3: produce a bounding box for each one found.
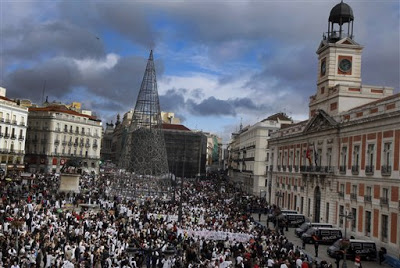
[309,1,393,118]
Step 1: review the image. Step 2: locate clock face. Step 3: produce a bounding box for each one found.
[338,59,352,73]
[321,60,326,76]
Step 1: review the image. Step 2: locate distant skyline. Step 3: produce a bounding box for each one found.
[1,0,399,142]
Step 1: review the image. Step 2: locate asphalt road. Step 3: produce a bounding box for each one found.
[252,213,388,268]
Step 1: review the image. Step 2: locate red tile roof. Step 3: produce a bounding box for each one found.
[162,123,191,131]
[29,105,98,120]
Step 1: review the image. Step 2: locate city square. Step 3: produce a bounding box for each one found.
[1,0,399,267]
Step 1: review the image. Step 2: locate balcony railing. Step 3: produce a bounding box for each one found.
[300,186,305,192]
[269,165,273,171]
[93,144,98,149]
[18,135,24,140]
[339,165,346,174]
[338,192,344,198]
[277,165,281,171]
[381,165,391,176]
[0,133,3,137]
[282,165,287,171]
[380,197,389,206]
[350,193,357,201]
[364,195,372,203]
[68,141,72,146]
[12,120,17,125]
[288,166,292,172]
[300,165,306,172]
[85,143,91,148]
[73,142,78,147]
[54,140,60,145]
[55,128,61,132]
[351,165,359,175]
[11,135,16,140]
[365,165,374,175]
[20,122,26,126]
[62,141,67,146]
[294,185,298,191]
[4,134,10,139]
[294,165,299,172]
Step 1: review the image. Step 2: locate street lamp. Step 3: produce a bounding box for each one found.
[339,211,353,268]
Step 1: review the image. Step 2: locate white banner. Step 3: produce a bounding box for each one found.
[177,228,253,243]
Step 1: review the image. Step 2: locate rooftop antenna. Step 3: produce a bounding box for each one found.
[41,80,46,105]
[239,117,243,131]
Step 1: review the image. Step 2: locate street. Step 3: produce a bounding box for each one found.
[253,213,389,268]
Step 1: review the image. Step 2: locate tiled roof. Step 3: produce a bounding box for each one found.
[162,123,191,131]
[264,112,292,122]
[29,105,98,120]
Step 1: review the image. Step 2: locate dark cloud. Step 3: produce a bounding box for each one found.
[187,97,236,116]
[58,1,156,48]
[159,89,186,112]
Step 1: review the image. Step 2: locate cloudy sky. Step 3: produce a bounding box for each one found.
[1,0,399,142]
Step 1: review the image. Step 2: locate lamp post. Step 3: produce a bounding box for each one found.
[339,211,353,268]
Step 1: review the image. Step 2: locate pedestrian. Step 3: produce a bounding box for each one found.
[335,253,340,268]
[314,241,319,258]
[258,211,262,222]
[378,247,386,265]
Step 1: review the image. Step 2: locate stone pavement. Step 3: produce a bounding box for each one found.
[252,213,392,268]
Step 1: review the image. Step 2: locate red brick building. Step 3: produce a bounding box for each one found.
[268,1,399,255]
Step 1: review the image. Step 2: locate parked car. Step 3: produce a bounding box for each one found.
[327,239,377,261]
[295,222,333,237]
[301,227,342,244]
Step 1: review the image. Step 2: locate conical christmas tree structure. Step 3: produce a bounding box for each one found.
[125,50,169,176]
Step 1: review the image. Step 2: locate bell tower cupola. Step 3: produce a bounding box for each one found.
[327,0,354,42]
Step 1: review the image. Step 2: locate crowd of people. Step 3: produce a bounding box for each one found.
[0,171,333,268]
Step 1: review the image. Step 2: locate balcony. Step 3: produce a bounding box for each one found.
[18,135,24,140]
[0,118,3,122]
[85,143,91,148]
[55,128,61,132]
[288,166,292,172]
[4,134,10,139]
[11,135,17,140]
[5,119,10,123]
[80,142,84,147]
[294,165,299,172]
[294,185,298,191]
[93,144,98,149]
[351,165,359,175]
[282,165,287,171]
[75,130,80,134]
[339,165,346,174]
[277,165,281,171]
[380,197,389,206]
[69,129,73,133]
[338,191,344,198]
[12,120,17,125]
[381,165,391,176]
[300,165,306,172]
[20,122,26,126]
[54,140,60,145]
[73,142,78,147]
[269,165,273,171]
[300,186,305,192]
[350,193,357,201]
[364,195,372,203]
[62,141,67,146]
[365,165,374,175]
[244,157,255,161]
[68,141,72,146]
[0,133,3,137]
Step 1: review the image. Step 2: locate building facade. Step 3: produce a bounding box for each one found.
[0,87,28,172]
[25,104,102,174]
[268,1,399,255]
[228,113,292,195]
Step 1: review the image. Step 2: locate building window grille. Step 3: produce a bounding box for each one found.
[365,211,371,236]
[381,215,388,241]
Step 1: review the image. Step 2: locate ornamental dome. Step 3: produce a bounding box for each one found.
[329,1,354,24]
